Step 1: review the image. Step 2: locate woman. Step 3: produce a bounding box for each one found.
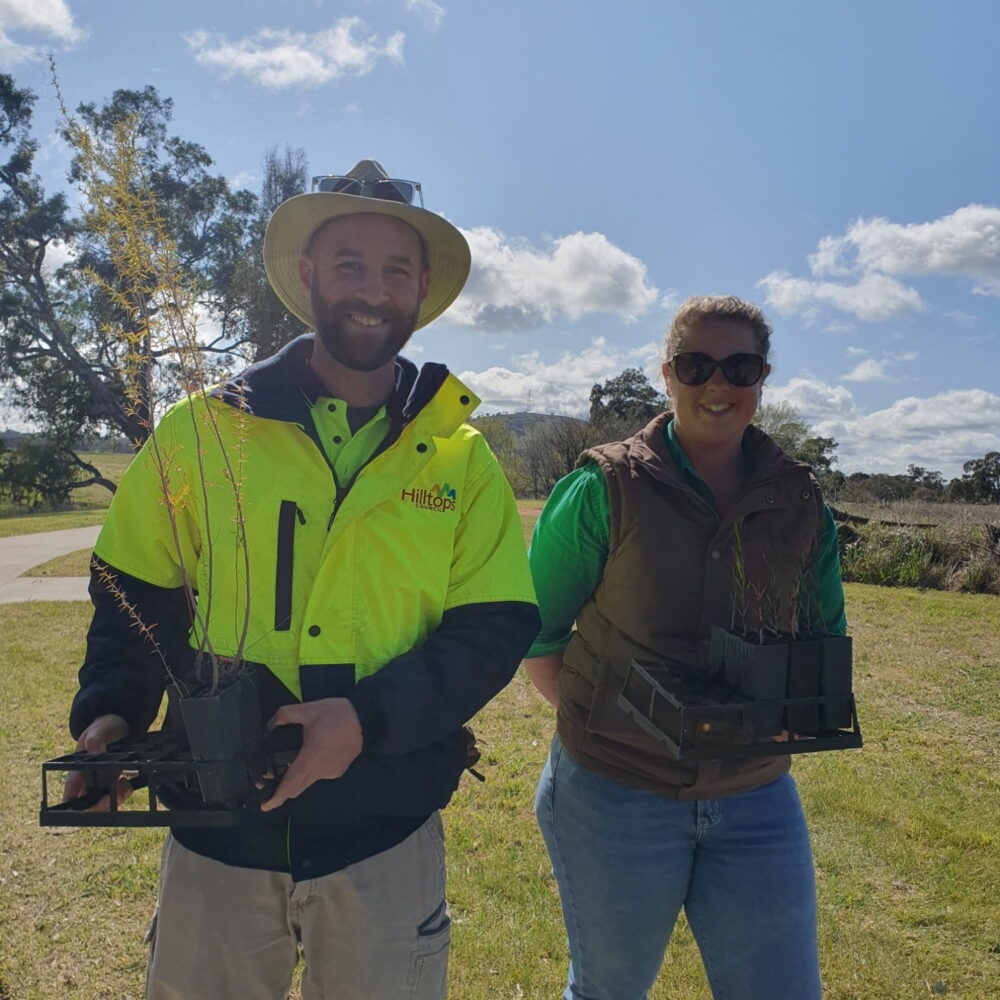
[524,295,845,1000]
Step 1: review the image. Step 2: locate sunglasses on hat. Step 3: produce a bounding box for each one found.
[312,174,424,207]
[670,352,767,387]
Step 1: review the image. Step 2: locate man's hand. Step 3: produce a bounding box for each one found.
[260,698,363,812]
[62,714,131,810]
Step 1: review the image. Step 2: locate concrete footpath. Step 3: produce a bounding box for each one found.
[0,525,100,604]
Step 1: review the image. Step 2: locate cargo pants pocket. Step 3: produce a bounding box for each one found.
[409,898,450,1000]
[142,909,158,997]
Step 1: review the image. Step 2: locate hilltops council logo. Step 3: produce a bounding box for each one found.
[400,483,458,512]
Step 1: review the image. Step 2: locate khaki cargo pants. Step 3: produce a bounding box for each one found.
[145,814,449,1000]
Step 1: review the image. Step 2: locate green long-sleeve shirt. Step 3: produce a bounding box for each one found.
[526,420,846,657]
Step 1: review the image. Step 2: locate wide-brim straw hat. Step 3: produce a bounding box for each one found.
[263,159,471,331]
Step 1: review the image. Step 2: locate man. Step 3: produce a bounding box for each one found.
[65,160,540,999]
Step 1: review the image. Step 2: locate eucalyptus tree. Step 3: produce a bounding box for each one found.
[0,74,261,494]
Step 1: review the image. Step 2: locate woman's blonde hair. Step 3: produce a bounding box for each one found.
[664,295,772,360]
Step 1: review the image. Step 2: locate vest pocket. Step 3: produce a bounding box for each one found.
[274,500,304,631]
[584,662,637,742]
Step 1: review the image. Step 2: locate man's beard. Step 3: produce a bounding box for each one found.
[311,288,420,373]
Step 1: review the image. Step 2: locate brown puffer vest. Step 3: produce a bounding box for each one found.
[558,413,827,800]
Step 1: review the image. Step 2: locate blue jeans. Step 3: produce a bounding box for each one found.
[534,737,821,1000]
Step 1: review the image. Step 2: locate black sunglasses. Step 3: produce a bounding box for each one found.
[670,352,767,387]
[312,174,424,207]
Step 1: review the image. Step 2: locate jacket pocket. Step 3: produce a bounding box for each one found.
[274,500,305,631]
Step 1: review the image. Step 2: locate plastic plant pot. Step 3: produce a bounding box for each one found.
[708,626,789,735]
[736,643,788,736]
[616,658,862,761]
[821,635,853,730]
[175,670,264,808]
[786,637,823,735]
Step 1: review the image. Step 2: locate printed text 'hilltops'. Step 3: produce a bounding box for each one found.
[400,484,458,512]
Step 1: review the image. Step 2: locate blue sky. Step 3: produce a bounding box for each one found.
[3,0,999,478]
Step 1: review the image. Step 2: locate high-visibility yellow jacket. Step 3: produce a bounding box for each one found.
[71,336,539,877]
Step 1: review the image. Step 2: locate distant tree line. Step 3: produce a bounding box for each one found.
[472,370,1000,505]
[472,368,837,499]
[834,454,1000,505]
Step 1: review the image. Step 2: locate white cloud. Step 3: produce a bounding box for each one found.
[185,19,405,89]
[459,337,660,416]
[228,170,257,191]
[762,204,1000,323]
[0,32,32,63]
[841,350,918,382]
[406,0,445,31]
[0,0,80,38]
[763,378,858,423]
[0,0,82,63]
[814,205,1000,296]
[842,358,891,382]
[40,238,77,277]
[847,389,1000,438]
[830,389,1000,477]
[764,378,1000,478]
[944,309,979,327]
[807,235,854,278]
[759,271,923,322]
[448,227,659,331]
[825,319,855,334]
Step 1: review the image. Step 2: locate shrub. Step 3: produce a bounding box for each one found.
[839,520,1000,594]
[841,524,948,589]
[0,440,81,509]
[955,553,1000,595]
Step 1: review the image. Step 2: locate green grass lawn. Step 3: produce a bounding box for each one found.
[66,452,133,510]
[0,452,128,538]
[0,509,106,539]
[22,549,94,577]
[2,585,997,999]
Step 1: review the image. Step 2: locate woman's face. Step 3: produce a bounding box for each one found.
[661,318,769,457]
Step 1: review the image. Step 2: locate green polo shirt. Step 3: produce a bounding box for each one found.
[309,396,389,483]
[526,420,846,657]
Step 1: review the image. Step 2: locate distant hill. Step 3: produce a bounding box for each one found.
[0,428,35,445]
[471,411,587,439]
[0,428,132,452]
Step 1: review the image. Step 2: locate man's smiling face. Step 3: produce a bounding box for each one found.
[299,213,430,373]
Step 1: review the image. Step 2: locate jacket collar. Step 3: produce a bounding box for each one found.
[211,333,451,428]
[628,412,807,489]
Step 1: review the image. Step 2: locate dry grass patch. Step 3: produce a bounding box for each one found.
[834,500,1000,527]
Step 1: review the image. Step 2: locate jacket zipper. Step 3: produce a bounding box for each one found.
[324,414,417,531]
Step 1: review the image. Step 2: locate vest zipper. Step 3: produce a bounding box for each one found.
[274,501,306,631]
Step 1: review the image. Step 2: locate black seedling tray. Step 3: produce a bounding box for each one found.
[40,729,298,828]
[617,658,862,761]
